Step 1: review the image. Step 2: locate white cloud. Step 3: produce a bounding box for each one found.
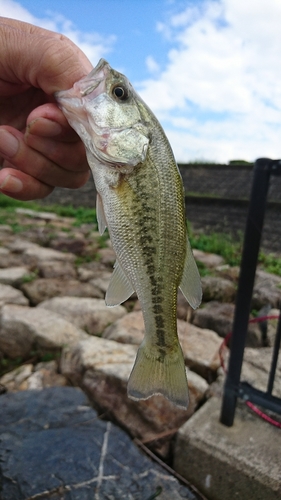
[145,55,160,74]
[138,0,281,162]
[2,0,281,163]
[0,0,114,64]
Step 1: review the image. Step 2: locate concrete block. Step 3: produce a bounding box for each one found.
[174,397,281,500]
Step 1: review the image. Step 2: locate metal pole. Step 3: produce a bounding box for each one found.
[267,308,281,394]
[220,158,272,426]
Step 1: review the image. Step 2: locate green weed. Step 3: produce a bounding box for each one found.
[0,193,97,226]
[98,232,110,248]
[258,253,281,276]
[189,228,243,266]
[75,255,94,266]
[21,271,38,284]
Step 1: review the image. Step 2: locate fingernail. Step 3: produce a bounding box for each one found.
[27,118,63,137]
[0,175,23,193]
[0,130,19,157]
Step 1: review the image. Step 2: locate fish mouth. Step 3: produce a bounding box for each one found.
[55,59,113,126]
[55,59,111,102]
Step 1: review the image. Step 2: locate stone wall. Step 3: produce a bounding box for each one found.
[180,163,281,202]
[39,164,281,253]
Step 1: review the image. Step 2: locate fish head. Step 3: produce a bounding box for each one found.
[56,59,150,171]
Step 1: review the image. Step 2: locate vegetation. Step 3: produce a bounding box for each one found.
[0,351,60,377]
[0,192,280,275]
[0,193,97,227]
[188,224,281,276]
[259,252,281,276]
[188,227,243,267]
[228,159,253,165]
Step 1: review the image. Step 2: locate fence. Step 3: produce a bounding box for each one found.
[220,158,281,426]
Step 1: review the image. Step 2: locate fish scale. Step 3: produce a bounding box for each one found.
[56,58,202,408]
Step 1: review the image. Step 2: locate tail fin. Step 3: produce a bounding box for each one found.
[127,340,189,409]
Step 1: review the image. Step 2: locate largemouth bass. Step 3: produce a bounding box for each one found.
[56,59,202,408]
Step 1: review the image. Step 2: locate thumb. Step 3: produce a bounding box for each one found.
[0,18,93,94]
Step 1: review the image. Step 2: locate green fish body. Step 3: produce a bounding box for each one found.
[56,59,202,408]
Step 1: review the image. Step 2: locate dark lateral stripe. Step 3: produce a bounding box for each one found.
[156,328,166,347]
[153,304,163,314]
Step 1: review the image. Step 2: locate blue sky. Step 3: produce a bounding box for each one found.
[2,0,281,163]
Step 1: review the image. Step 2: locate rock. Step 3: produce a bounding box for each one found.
[49,235,86,255]
[0,266,30,286]
[217,345,281,399]
[77,261,108,282]
[90,271,112,294]
[201,276,236,302]
[0,364,33,391]
[38,260,77,279]
[242,347,281,398]
[252,269,281,309]
[61,336,208,458]
[193,301,234,337]
[0,224,13,234]
[193,249,225,268]
[177,289,194,321]
[0,283,29,307]
[265,308,280,347]
[0,247,9,254]
[0,387,196,499]
[7,238,41,252]
[216,265,240,282]
[103,311,221,380]
[15,207,59,220]
[193,301,279,347]
[0,304,88,358]
[0,252,28,268]
[24,245,76,262]
[178,321,222,379]
[103,310,144,344]
[0,361,68,392]
[21,278,103,305]
[98,246,116,266]
[28,361,68,390]
[38,296,127,335]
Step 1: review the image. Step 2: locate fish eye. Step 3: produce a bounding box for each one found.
[112,85,129,101]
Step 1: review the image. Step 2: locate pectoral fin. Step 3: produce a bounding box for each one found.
[96,193,107,235]
[179,238,202,309]
[105,261,134,306]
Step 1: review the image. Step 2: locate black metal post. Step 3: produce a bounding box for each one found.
[220,158,273,426]
[267,309,281,394]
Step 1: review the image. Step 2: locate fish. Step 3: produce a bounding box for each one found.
[55,58,202,409]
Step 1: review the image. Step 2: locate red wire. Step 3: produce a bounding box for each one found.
[245,401,281,429]
[219,314,281,428]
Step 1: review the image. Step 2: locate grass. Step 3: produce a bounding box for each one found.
[259,252,281,276]
[189,227,243,267]
[0,193,97,227]
[0,192,281,276]
[189,225,281,276]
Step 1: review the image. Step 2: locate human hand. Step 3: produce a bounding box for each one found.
[0,18,93,201]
